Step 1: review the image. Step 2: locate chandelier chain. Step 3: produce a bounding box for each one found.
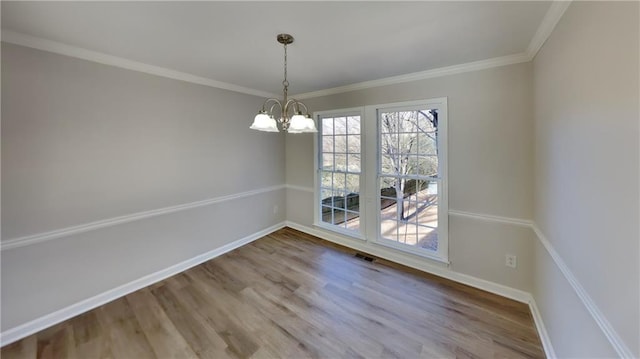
[282,43,289,89]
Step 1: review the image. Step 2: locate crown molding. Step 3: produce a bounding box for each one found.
[526,1,572,59]
[1,30,279,99]
[292,52,531,100]
[2,1,571,105]
[292,0,571,100]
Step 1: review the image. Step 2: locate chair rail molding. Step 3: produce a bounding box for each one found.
[1,185,286,251]
[531,224,634,358]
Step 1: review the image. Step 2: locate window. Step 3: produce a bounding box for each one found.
[317,110,363,236]
[315,99,447,262]
[377,105,447,259]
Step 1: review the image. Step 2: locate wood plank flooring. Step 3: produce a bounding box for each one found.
[2,227,545,358]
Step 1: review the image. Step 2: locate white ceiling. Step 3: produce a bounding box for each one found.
[1,1,552,96]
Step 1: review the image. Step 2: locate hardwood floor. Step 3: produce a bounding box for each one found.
[2,227,545,358]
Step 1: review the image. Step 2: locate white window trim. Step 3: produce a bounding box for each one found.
[313,98,448,264]
[313,107,366,240]
[368,98,449,263]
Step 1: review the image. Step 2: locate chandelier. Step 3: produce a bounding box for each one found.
[250,34,317,133]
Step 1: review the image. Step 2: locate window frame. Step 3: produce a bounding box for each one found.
[313,107,366,240]
[313,98,448,264]
[370,99,448,263]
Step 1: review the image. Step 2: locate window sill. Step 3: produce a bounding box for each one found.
[311,222,449,266]
[313,222,366,241]
[373,239,450,265]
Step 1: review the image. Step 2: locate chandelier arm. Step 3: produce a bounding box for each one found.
[268,102,283,118]
[283,99,299,116]
[260,98,282,112]
[293,100,309,115]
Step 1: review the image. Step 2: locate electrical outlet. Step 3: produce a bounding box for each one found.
[505,254,517,268]
[273,205,279,214]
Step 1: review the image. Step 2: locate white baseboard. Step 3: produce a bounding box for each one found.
[285,221,531,304]
[0,222,286,347]
[286,221,561,358]
[529,296,557,358]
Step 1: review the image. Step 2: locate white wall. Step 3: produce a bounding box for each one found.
[532,1,639,357]
[1,43,286,334]
[286,62,535,293]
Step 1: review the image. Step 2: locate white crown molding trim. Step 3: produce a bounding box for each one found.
[526,1,572,59]
[285,184,314,193]
[292,52,531,100]
[292,1,571,101]
[1,185,286,251]
[1,30,279,99]
[0,222,286,347]
[528,296,557,358]
[448,209,533,228]
[285,221,531,304]
[531,223,634,358]
[2,1,570,104]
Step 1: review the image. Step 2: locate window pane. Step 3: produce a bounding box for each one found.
[322,153,334,171]
[347,135,360,154]
[334,154,347,172]
[380,154,398,175]
[333,173,346,191]
[321,171,333,188]
[322,136,334,152]
[347,116,361,134]
[345,174,360,193]
[317,113,362,235]
[378,108,441,253]
[416,155,438,177]
[380,220,399,239]
[334,135,347,154]
[321,190,333,206]
[380,176,397,195]
[334,192,346,209]
[321,206,333,224]
[399,133,416,154]
[345,195,360,213]
[333,210,347,226]
[380,132,398,157]
[380,113,397,133]
[417,110,436,133]
[347,154,361,172]
[322,117,334,135]
[344,210,360,232]
[334,117,347,135]
[417,132,437,155]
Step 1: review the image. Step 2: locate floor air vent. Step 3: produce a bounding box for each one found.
[355,253,375,262]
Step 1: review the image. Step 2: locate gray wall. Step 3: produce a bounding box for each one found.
[3,2,639,354]
[2,43,284,239]
[532,2,639,357]
[1,43,286,331]
[286,62,535,292]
